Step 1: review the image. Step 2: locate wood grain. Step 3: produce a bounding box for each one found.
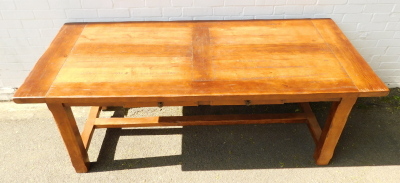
[12,19,391,171]
[311,19,389,97]
[93,113,308,128]
[13,24,85,103]
[50,21,356,99]
[313,95,358,165]
[47,103,90,173]
[81,106,101,150]
[14,19,388,103]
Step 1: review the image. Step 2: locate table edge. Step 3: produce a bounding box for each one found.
[311,19,389,97]
[13,23,87,104]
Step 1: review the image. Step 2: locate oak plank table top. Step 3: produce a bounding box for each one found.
[14,19,388,173]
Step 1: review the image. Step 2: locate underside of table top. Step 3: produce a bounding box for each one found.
[14,19,388,104]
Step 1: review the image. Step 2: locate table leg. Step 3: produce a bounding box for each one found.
[314,96,357,165]
[47,103,90,173]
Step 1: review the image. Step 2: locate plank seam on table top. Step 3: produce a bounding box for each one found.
[310,19,358,92]
[191,24,212,82]
[44,23,88,102]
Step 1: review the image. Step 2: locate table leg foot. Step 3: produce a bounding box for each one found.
[47,103,90,173]
[313,96,357,165]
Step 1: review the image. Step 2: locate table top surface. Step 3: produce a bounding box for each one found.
[14,19,388,104]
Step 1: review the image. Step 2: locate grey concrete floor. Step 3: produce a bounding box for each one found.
[1,89,400,182]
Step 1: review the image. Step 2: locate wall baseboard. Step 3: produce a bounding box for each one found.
[0,88,16,101]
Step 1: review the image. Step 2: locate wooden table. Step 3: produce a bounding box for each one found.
[14,19,388,173]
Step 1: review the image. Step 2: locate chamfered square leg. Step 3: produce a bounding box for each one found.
[314,96,358,165]
[47,103,90,173]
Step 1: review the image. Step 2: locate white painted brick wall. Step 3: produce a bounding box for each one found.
[225,0,255,6]
[394,32,400,38]
[243,7,274,15]
[146,0,171,7]
[1,0,400,100]
[183,8,213,16]
[214,7,243,16]
[386,22,400,30]
[287,0,317,5]
[304,5,334,14]
[194,0,224,7]
[275,5,304,15]
[162,8,182,17]
[343,14,373,23]
[98,9,130,18]
[333,5,364,13]
[8,29,41,38]
[372,13,400,22]
[48,0,82,9]
[2,10,34,19]
[131,8,162,17]
[395,4,400,12]
[14,0,49,10]
[82,0,113,9]
[0,29,9,38]
[318,0,348,5]
[66,9,98,18]
[33,10,67,19]
[0,1,16,10]
[0,87,16,101]
[113,1,143,8]
[172,0,192,7]
[256,0,287,6]
[364,4,395,13]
